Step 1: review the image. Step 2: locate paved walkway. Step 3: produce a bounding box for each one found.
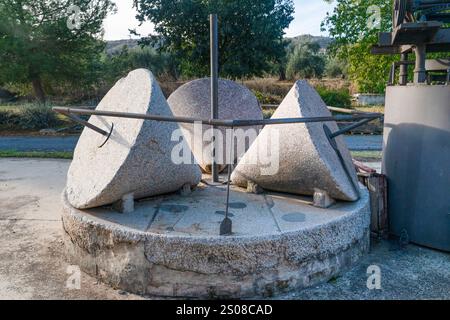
[0,135,383,152]
[0,158,448,299]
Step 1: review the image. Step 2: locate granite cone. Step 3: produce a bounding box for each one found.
[66,69,202,209]
[167,78,263,173]
[231,80,359,201]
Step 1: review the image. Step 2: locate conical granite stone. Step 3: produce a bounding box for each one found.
[167,78,263,173]
[66,69,202,209]
[231,80,359,201]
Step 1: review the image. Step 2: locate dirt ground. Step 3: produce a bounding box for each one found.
[0,158,449,300]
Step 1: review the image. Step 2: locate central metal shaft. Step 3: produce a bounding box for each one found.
[210,14,219,183]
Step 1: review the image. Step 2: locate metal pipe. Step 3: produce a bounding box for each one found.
[261,105,367,115]
[210,13,219,183]
[53,107,234,127]
[59,111,109,136]
[327,106,366,114]
[389,62,397,86]
[414,44,427,83]
[232,113,381,127]
[399,53,409,85]
[53,107,382,129]
[329,118,379,138]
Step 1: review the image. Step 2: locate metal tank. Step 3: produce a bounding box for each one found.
[373,0,450,251]
[383,85,450,251]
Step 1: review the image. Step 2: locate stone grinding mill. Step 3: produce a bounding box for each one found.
[52,15,384,298]
[372,0,450,251]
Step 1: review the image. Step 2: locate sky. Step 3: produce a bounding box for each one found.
[103,0,337,41]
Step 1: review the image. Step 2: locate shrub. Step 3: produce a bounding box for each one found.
[0,103,63,131]
[19,104,61,129]
[0,111,10,127]
[316,87,351,108]
[244,78,291,97]
[251,90,282,105]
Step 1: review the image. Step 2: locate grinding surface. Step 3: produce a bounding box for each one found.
[167,78,263,172]
[62,182,370,298]
[66,69,202,209]
[231,80,359,201]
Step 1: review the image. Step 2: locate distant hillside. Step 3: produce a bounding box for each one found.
[288,35,334,49]
[105,39,139,55]
[105,34,334,55]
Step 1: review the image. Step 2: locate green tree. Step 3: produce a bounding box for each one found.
[133,0,294,79]
[325,54,347,78]
[102,46,179,83]
[321,0,396,93]
[0,0,116,102]
[286,41,326,80]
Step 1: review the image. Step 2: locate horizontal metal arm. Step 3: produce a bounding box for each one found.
[53,107,382,130]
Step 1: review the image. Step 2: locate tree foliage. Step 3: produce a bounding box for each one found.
[321,0,397,93]
[0,0,116,101]
[325,54,347,78]
[286,41,325,80]
[102,46,178,83]
[133,0,294,79]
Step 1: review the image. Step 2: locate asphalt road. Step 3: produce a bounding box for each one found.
[0,135,383,152]
[0,135,79,152]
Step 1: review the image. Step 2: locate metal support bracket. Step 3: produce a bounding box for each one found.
[57,108,114,148]
[98,123,114,148]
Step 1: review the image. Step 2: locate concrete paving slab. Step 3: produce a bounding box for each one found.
[141,184,281,237]
[0,158,68,221]
[267,192,352,232]
[73,180,367,240]
[0,158,144,299]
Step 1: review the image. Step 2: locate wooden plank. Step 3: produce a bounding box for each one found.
[358,173,389,239]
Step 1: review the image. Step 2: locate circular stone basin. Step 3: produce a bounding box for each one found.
[62,182,370,298]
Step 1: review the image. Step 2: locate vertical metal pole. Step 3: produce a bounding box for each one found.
[414,45,427,84]
[210,14,219,183]
[220,127,233,236]
[388,63,396,86]
[399,53,408,85]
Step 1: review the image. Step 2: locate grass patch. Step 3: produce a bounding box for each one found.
[0,149,379,162]
[0,150,73,159]
[351,150,382,161]
[262,108,276,119]
[352,105,385,114]
[0,103,22,112]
